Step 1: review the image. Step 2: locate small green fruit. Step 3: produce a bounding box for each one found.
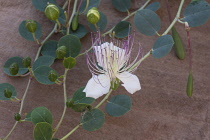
[56,46,67,59]
[63,57,76,69]
[172,26,185,60]
[9,63,19,75]
[45,4,60,20]
[22,57,31,68]
[4,88,12,98]
[48,70,58,82]
[25,20,37,33]
[14,113,21,121]
[72,13,79,31]
[186,72,193,97]
[87,7,100,24]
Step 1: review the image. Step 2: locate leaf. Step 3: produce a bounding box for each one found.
[106,95,132,117]
[32,56,55,71]
[152,35,174,58]
[69,24,88,39]
[72,87,95,104]
[58,35,81,57]
[3,57,28,76]
[0,83,17,100]
[111,0,131,12]
[183,0,210,27]
[88,12,107,32]
[25,109,34,122]
[31,107,53,125]
[32,0,56,11]
[34,66,56,85]
[79,0,100,14]
[134,9,161,36]
[145,2,160,12]
[112,21,131,38]
[41,40,58,58]
[33,122,52,140]
[81,109,105,131]
[19,20,42,41]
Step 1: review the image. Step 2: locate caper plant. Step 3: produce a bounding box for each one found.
[0,0,210,140]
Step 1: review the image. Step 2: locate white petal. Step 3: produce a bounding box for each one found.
[83,74,111,99]
[116,72,141,94]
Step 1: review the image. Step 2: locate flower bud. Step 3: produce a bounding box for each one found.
[66,98,74,108]
[14,113,21,121]
[22,57,31,68]
[87,7,100,24]
[9,63,19,75]
[4,88,12,98]
[56,46,67,59]
[25,20,37,33]
[48,70,58,82]
[45,4,60,21]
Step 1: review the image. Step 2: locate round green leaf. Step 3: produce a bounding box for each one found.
[32,56,55,71]
[31,107,53,125]
[81,109,105,131]
[41,40,58,58]
[152,35,174,58]
[111,0,131,12]
[88,12,107,32]
[0,83,17,100]
[58,35,81,57]
[19,20,42,41]
[73,87,95,104]
[134,9,161,36]
[106,95,132,117]
[25,109,34,122]
[112,21,131,38]
[33,122,52,140]
[63,57,76,69]
[70,24,88,39]
[32,0,56,11]
[79,0,100,14]
[145,2,160,12]
[34,66,56,85]
[4,57,28,76]
[183,0,210,27]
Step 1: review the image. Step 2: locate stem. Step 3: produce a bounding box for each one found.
[67,0,78,35]
[4,79,31,140]
[32,33,40,45]
[102,0,151,36]
[185,23,192,71]
[80,0,89,15]
[128,50,152,72]
[95,89,112,108]
[162,0,185,35]
[52,69,69,137]
[60,124,80,140]
[60,89,113,140]
[56,19,61,32]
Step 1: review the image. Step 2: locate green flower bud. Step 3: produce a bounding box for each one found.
[45,4,60,20]
[4,88,12,98]
[25,20,37,33]
[9,63,19,75]
[56,46,67,59]
[111,78,120,90]
[48,70,58,82]
[72,13,79,31]
[66,98,74,108]
[87,7,100,24]
[14,113,21,121]
[22,57,31,68]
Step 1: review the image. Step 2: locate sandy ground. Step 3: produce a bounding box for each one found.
[0,0,210,140]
